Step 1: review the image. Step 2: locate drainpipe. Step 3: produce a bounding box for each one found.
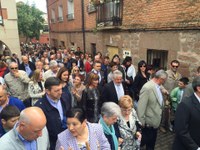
[81,0,86,55]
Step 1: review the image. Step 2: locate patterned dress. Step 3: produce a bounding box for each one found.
[117,109,140,150]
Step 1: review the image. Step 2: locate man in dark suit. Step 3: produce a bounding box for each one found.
[101,70,127,104]
[35,77,67,150]
[19,55,35,77]
[85,61,105,87]
[137,70,168,150]
[173,76,200,150]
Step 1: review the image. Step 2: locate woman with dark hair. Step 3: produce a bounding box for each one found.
[111,54,125,81]
[57,67,73,111]
[81,73,101,123]
[55,108,110,150]
[133,60,150,103]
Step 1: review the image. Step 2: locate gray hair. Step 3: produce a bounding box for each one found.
[101,102,121,118]
[192,76,200,92]
[154,69,168,79]
[112,70,122,79]
[9,62,18,68]
[49,60,58,67]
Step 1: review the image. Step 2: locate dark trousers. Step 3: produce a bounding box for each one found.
[141,127,158,150]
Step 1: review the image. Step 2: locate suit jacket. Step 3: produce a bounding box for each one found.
[55,122,111,150]
[164,69,182,93]
[19,61,36,72]
[137,80,164,128]
[0,126,49,150]
[35,95,67,150]
[85,69,105,86]
[101,81,127,104]
[173,94,200,150]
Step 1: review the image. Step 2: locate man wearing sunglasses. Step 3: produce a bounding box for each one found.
[4,62,30,101]
[160,60,182,133]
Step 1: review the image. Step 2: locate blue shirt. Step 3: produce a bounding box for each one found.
[15,123,37,150]
[24,64,32,76]
[46,94,64,121]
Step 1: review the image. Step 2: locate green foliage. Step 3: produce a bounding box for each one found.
[17,2,45,42]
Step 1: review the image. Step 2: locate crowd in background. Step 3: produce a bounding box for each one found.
[0,42,199,150]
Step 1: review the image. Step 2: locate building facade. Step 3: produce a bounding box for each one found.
[47,0,200,78]
[0,0,20,56]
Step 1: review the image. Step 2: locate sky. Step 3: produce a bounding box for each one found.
[15,0,47,13]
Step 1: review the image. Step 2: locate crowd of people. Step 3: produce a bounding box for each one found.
[0,44,199,150]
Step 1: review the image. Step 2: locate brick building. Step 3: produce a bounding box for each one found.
[47,0,200,78]
[0,0,20,56]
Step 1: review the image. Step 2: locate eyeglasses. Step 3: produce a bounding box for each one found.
[10,67,18,70]
[172,65,179,68]
[74,70,79,72]
[140,65,146,68]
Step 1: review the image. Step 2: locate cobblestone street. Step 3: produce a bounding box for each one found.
[155,130,175,150]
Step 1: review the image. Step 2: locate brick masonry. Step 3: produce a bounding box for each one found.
[47,0,200,78]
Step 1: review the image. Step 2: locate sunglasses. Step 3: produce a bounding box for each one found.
[10,67,18,70]
[140,65,146,68]
[172,65,179,68]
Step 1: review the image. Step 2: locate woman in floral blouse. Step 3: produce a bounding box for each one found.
[117,95,142,150]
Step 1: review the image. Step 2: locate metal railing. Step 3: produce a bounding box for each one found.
[67,13,74,20]
[96,0,122,27]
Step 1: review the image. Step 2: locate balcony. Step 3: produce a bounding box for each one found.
[67,13,74,21]
[96,0,122,27]
[87,4,96,14]
[51,18,56,23]
[58,16,63,22]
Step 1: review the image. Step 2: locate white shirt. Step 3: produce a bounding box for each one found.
[194,93,200,103]
[114,83,124,100]
[155,84,163,106]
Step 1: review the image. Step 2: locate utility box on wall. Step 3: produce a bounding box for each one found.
[123,50,131,58]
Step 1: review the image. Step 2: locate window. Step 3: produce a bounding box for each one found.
[51,9,56,23]
[147,49,168,70]
[0,16,3,25]
[0,2,3,25]
[67,0,74,20]
[58,5,63,22]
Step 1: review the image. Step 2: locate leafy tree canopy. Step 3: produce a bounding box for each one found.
[17,2,45,42]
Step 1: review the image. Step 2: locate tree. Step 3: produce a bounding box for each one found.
[17,2,45,42]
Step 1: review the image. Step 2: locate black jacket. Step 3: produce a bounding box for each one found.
[35,95,67,150]
[19,62,36,72]
[173,94,200,150]
[81,87,101,123]
[101,81,128,104]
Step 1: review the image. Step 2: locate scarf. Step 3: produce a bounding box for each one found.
[99,117,118,150]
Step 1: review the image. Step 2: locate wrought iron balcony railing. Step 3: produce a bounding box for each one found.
[67,13,74,21]
[96,0,122,27]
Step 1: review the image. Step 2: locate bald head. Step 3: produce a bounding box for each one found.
[19,107,46,125]
[21,55,29,64]
[18,107,47,141]
[0,85,7,95]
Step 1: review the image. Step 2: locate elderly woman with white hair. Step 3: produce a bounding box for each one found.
[100,102,123,150]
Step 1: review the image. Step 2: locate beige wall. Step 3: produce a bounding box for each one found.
[0,0,20,56]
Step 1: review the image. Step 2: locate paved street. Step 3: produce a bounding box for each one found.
[155,130,175,150]
[141,130,175,150]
